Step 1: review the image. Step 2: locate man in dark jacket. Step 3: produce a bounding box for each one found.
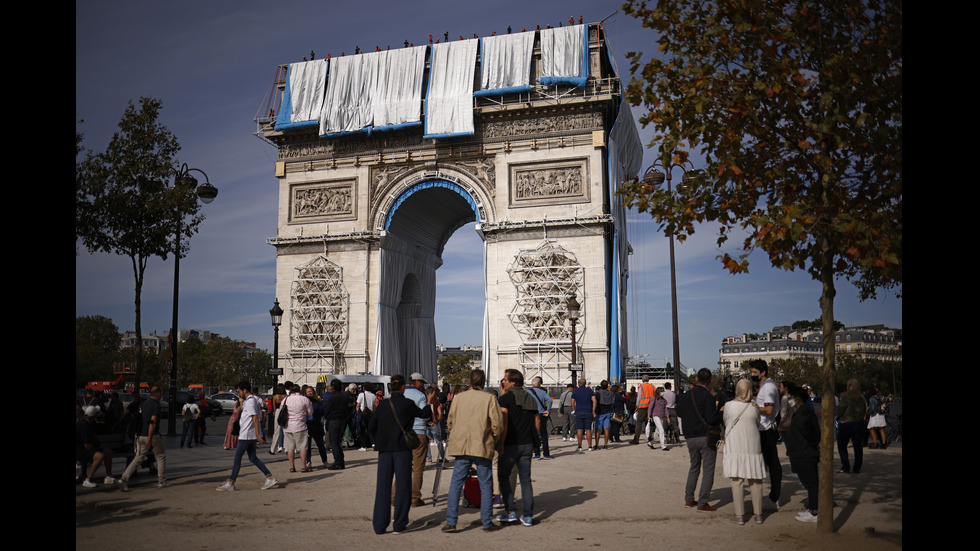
[676,368,721,511]
[369,374,432,534]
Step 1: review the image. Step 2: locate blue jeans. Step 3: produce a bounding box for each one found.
[498,443,533,518]
[446,455,493,528]
[180,419,195,447]
[425,425,445,462]
[230,439,272,483]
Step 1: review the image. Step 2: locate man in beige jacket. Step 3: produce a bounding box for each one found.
[442,369,504,533]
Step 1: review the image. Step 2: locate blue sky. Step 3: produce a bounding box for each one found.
[76,0,902,374]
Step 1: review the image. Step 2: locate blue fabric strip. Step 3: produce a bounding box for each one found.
[274,64,294,130]
[474,85,532,97]
[384,180,479,230]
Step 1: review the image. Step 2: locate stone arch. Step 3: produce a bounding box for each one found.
[372,170,491,382]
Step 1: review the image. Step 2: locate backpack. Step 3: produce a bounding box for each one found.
[598,389,614,406]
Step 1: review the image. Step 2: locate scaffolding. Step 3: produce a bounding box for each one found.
[285,255,349,383]
[507,240,584,383]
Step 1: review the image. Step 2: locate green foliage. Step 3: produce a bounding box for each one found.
[177,337,272,390]
[619,0,902,299]
[437,353,475,386]
[836,355,902,398]
[76,315,122,387]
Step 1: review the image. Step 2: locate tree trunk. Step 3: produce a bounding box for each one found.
[817,240,837,533]
[132,255,145,394]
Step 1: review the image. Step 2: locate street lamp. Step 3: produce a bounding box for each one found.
[270,299,284,387]
[641,159,696,393]
[166,163,218,436]
[566,294,581,387]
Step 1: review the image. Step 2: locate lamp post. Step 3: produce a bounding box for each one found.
[566,295,581,387]
[641,159,696,393]
[270,299,284,387]
[166,164,218,436]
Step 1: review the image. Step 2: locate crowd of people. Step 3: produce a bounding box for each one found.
[77,362,896,532]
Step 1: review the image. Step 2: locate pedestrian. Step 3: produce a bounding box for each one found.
[495,369,537,527]
[647,387,670,451]
[442,369,504,533]
[305,386,329,467]
[787,385,820,522]
[837,379,867,473]
[570,377,596,452]
[356,382,377,451]
[216,381,278,491]
[323,378,349,470]
[630,376,655,445]
[528,376,553,459]
[557,383,574,441]
[722,379,766,525]
[749,359,782,508]
[77,405,117,487]
[119,386,168,491]
[402,372,430,504]
[369,374,433,534]
[676,368,720,511]
[867,385,888,449]
[180,394,199,449]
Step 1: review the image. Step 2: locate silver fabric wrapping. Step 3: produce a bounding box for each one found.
[319,52,379,134]
[480,31,534,91]
[373,233,439,383]
[373,46,427,128]
[425,39,478,136]
[539,26,584,80]
[288,59,328,123]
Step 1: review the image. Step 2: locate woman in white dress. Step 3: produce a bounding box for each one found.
[723,379,767,525]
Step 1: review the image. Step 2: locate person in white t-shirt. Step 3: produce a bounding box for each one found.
[356,382,378,450]
[216,381,278,492]
[750,360,782,508]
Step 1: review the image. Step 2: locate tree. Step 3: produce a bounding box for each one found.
[76,315,122,387]
[619,0,901,532]
[76,97,204,387]
[438,353,475,386]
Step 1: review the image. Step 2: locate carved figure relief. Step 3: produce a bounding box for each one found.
[290,181,355,222]
[509,159,589,207]
[480,112,601,139]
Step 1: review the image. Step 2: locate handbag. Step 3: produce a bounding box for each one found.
[389,399,421,450]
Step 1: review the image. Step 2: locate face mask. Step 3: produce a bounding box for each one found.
[751,375,760,383]
[788,399,796,408]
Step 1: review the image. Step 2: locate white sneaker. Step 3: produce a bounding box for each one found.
[118,479,129,492]
[157,481,171,488]
[216,481,236,492]
[261,476,278,490]
[795,510,818,523]
[82,479,97,488]
[104,476,118,484]
[358,447,368,451]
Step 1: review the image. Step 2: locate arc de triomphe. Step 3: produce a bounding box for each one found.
[258,23,641,388]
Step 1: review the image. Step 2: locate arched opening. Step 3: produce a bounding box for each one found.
[375,179,486,382]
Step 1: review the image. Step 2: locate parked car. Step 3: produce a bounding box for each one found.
[210,392,240,412]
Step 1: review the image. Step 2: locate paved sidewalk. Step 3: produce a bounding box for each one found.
[77,421,901,550]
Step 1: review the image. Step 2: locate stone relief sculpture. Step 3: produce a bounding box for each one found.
[481,112,601,139]
[507,241,584,343]
[292,183,353,219]
[514,166,583,200]
[290,256,349,352]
